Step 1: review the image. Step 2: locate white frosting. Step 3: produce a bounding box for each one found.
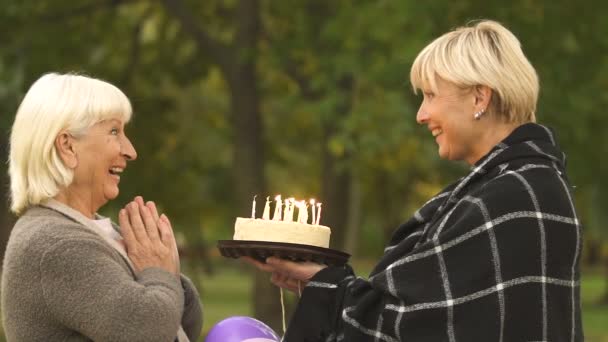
[234,218,331,248]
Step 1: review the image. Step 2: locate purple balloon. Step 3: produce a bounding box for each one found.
[206,316,280,342]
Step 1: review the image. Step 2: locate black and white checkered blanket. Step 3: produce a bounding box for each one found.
[284,123,583,342]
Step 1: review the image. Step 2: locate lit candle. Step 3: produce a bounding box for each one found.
[273,195,282,221]
[262,196,270,220]
[303,203,309,224]
[310,199,316,225]
[296,201,303,223]
[315,203,322,225]
[310,198,317,224]
[283,198,290,221]
[286,198,295,221]
[251,195,257,219]
[298,200,307,223]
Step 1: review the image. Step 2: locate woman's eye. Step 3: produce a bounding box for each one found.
[110,128,119,135]
[424,92,434,99]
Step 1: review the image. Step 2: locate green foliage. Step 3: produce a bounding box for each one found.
[1,0,607,277]
[2,0,607,337]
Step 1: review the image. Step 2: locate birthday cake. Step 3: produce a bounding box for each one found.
[233,196,331,248]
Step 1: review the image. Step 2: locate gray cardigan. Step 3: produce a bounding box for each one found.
[1,201,203,341]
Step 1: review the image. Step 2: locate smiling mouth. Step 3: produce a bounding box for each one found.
[432,128,443,137]
[109,167,124,177]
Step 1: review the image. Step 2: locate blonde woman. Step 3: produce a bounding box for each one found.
[1,73,202,341]
[244,20,582,341]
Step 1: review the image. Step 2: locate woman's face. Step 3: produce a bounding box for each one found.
[70,118,137,209]
[416,77,480,164]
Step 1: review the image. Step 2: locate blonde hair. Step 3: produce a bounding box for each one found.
[410,20,539,124]
[9,73,132,215]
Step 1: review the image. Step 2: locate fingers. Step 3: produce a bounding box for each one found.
[127,197,163,244]
[240,256,276,273]
[240,255,324,294]
[158,214,176,247]
[123,196,174,245]
[160,214,180,259]
[270,272,302,293]
[120,197,180,276]
[266,256,298,269]
[134,197,159,222]
[266,257,327,281]
[138,202,160,242]
[146,201,160,222]
[270,272,284,287]
[241,256,326,282]
[126,202,148,243]
[119,208,136,248]
[265,257,306,278]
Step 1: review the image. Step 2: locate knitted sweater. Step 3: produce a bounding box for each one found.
[1,201,202,342]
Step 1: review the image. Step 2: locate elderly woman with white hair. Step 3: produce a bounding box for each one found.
[1,73,202,341]
[243,20,583,341]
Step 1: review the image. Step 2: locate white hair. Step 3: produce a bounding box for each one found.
[410,20,539,124]
[9,73,132,215]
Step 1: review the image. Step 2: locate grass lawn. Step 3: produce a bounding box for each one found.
[197,259,608,342]
[581,269,608,342]
[0,261,605,341]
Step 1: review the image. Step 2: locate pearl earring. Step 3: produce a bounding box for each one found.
[474,109,485,120]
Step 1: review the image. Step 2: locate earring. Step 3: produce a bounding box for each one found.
[474,109,485,120]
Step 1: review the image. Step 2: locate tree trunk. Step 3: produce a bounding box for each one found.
[584,237,601,266]
[225,0,284,332]
[321,75,354,251]
[162,0,282,331]
[227,62,283,330]
[321,149,351,251]
[343,172,361,255]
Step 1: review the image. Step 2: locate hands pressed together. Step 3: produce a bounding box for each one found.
[241,256,327,294]
[117,195,326,289]
[119,196,180,277]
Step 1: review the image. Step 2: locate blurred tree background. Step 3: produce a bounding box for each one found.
[1,0,607,340]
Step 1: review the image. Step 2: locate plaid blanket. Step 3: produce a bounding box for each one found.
[285,123,583,342]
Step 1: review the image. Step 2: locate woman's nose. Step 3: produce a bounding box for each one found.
[121,136,137,161]
[416,107,430,124]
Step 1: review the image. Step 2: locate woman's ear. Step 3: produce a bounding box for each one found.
[55,132,78,169]
[474,85,493,110]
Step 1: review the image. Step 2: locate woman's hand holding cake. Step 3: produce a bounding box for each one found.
[241,256,327,293]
